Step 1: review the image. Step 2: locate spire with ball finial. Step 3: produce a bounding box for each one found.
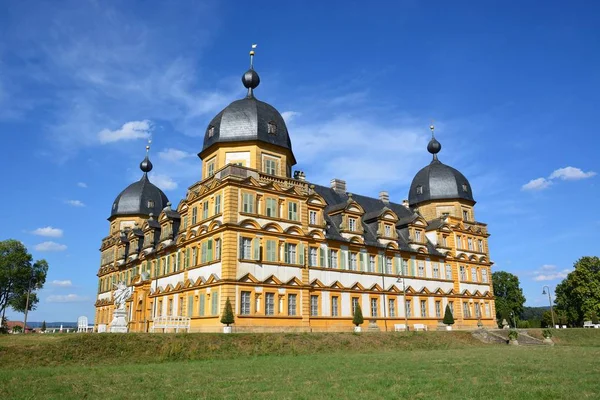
[427,123,442,162]
[242,44,260,98]
[140,139,153,175]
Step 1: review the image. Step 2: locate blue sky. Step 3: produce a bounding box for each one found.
[1,0,598,322]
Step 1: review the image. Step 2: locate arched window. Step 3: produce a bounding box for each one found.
[268,121,277,135]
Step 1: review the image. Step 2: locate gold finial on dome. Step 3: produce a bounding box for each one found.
[249,43,257,69]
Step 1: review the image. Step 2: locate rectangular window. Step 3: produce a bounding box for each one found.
[309,247,318,266]
[199,295,205,316]
[207,161,215,177]
[402,259,409,275]
[266,240,277,262]
[201,242,207,264]
[265,293,275,316]
[446,264,452,280]
[240,237,252,260]
[463,210,469,220]
[456,235,462,249]
[207,239,214,262]
[478,239,484,253]
[418,261,425,277]
[203,201,209,220]
[389,299,396,317]
[242,193,255,214]
[463,302,471,318]
[485,303,491,317]
[214,194,221,215]
[449,301,454,316]
[240,292,251,315]
[168,299,173,316]
[331,296,339,317]
[350,252,358,270]
[371,298,378,317]
[384,225,391,237]
[415,230,421,242]
[481,268,488,283]
[475,303,481,318]
[285,243,297,264]
[406,300,412,318]
[471,267,478,282]
[420,300,427,317]
[460,266,466,281]
[349,217,357,231]
[179,297,184,316]
[310,295,318,316]
[288,294,297,316]
[265,198,277,218]
[328,249,338,269]
[352,297,359,314]
[215,239,221,260]
[288,202,298,221]
[369,255,375,273]
[192,207,197,224]
[183,216,188,229]
[435,301,441,318]
[468,237,473,251]
[192,247,197,266]
[264,158,277,175]
[309,210,317,225]
[442,235,448,247]
[319,247,325,267]
[211,293,219,315]
[433,262,439,278]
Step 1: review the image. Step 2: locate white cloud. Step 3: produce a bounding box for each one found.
[47,294,89,303]
[158,148,195,163]
[532,264,571,281]
[35,241,68,252]
[51,279,72,287]
[281,111,301,124]
[549,166,596,181]
[31,226,63,238]
[77,182,87,188]
[521,177,552,191]
[151,174,178,190]
[65,200,85,207]
[98,120,153,144]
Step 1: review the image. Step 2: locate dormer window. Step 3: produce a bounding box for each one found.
[384,225,391,237]
[348,217,357,231]
[268,121,277,135]
[416,185,423,195]
[415,230,421,242]
[462,183,468,192]
[208,126,215,137]
[148,200,155,208]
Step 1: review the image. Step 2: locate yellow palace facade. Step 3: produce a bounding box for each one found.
[94,55,496,332]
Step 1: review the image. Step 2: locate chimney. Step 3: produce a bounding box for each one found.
[379,191,389,203]
[293,170,306,181]
[330,178,346,194]
[402,199,410,209]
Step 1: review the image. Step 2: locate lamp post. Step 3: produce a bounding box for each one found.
[542,286,555,327]
[397,274,409,331]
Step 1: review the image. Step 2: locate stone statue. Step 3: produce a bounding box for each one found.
[113,281,132,311]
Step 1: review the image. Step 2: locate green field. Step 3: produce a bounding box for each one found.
[1,329,599,399]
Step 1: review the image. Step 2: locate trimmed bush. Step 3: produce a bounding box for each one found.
[352,305,364,327]
[542,329,553,339]
[508,330,519,340]
[443,305,455,325]
[517,320,529,329]
[220,298,234,326]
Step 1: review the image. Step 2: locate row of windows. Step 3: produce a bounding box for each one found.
[154,292,220,317]
[456,234,485,253]
[241,193,307,222]
[459,265,489,283]
[182,195,222,229]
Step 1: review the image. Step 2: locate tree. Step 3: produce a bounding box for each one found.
[352,304,364,327]
[220,298,234,326]
[492,271,526,322]
[12,325,22,333]
[555,257,600,326]
[41,320,46,332]
[443,304,454,325]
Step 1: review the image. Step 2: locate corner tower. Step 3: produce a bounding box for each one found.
[199,46,296,179]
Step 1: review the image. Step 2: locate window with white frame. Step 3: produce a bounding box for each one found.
[329,249,338,269]
[352,297,359,314]
[384,224,391,237]
[389,298,396,317]
[402,259,409,275]
[471,267,478,282]
[485,303,490,317]
[475,303,481,318]
[348,217,357,231]
[310,295,318,316]
[446,264,452,280]
[241,292,252,315]
[406,300,412,317]
[265,240,277,262]
[435,301,441,318]
[288,202,298,221]
[309,210,317,225]
[309,247,318,266]
[418,261,425,277]
[265,198,277,218]
[242,193,254,213]
[285,243,297,264]
[433,262,439,278]
[207,160,215,177]
[478,239,484,253]
[415,230,421,242]
[240,238,252,260]
[468,237,473,251]
[265,293,275,316]
[214,194,221,215]
[369,255,375,273]
[350,252,357,270]
[264,158,277,175]
[288,294,297,316]
[463,210,469,220]
[420,300,427,317]
[481,268,488,283]
[456,235,462,249]
[442,235,448,247]
[386,257,393,274]
[459,266,466,281]
[331,296,339,316]
[463,302,471,318]
[371,298,378,317]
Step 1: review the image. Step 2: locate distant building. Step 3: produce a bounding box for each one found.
[95,53,496,332]
[6,321,32,333]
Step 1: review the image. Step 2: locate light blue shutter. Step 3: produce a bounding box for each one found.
[284,243,289,264]
[208,239,213,262]
[199,294,205,316]
[188,295,194,316]
[253,239,259,260]
[359,252,365,272]
[299,243,304,265]
[319,248,325,267]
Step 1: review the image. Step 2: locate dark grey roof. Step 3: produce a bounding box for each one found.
[426,218,445,231]
[408,159,474,206]
[110,174,169,219]
[200,68,296,164]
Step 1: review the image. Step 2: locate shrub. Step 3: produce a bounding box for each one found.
[443,304,454,325]
[352,305,364,327]
[542,329,553,339]
[517,320,529,329]
[591,311,599,325]
[508,330,518,340]
[220,298,234,326]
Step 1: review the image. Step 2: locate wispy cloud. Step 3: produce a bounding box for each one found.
[50,279,72,287]
[35,241,68,252]
[522,166,596,191]
[98,120,153,144]
[65,200,85,207]
[151,174,178,190]
[77,182,87,188]
[31,226,63,238]
[47,294,89,303]
[532,264,571,281]
[281,111,301,124]
[158,148,195,163]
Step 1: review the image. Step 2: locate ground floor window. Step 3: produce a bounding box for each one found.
[240,291,251,315]
[352,297,359,314]
[310,295,319,316]
[435,301,441,318]
[265,293,275,316]
[406,300,411,317]
[388,298,396,317]
[463,302,471,318]
[420,300,427,317]
[371,298,378,317]
[332,296,339,317]
[288,294,297,316]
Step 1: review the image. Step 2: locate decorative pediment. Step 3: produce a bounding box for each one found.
[307,193,326,206]
[205,273,220,284]
[404,286,416,294]
[263,275,283,285]
[238,273,259,283]
[285,277,302,286]
[285,226,304,236]
[263,222,284,233]
[350,282,365,291]
[387,284,401,293]
[310,279,326,288]
[208,220,222,231]
[349,235,364,244]
[239,219,261,230]
[418,286,431,295]
[461,289,472,296]
[329,280,345,289]
[369,283,383,291]
[309,230,325,240]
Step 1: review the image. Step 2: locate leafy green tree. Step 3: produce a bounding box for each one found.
[1,240,48,321]
[352,304,364,327]
[555,257,600,326]
[542,310,556,328]
[443,304,454,325]
[220,298,234,326]
[12,325,23,333]
[492,271,526,322]
[41,320,46,332]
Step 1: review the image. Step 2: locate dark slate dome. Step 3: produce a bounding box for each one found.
[200,67,295,163]
[110,154,169,219]
[408,134,475,206]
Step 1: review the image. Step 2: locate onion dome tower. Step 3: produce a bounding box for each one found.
[199,45,296,178]
[110,144,169,220]
[408,125,474,210]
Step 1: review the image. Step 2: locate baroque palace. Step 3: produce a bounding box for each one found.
[95,51,496,332]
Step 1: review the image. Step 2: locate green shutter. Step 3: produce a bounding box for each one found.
[359,252,365,272]
[188,295,194,317]
[410,259,416,276]
[378,255,383,273]
[201,242,207,263]
[212,293,219,315]
[284,243,289,264]
[199,294,205,316]
[299,243,304,265]
[341,251,347,269]
[319,248,325,267]
[253,238,259,260]
[208,239,213,262]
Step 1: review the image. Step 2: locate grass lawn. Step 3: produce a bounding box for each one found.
[1,330,599,399]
